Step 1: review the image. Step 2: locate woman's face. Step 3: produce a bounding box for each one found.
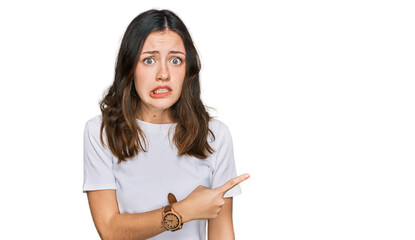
[134,30,186,116]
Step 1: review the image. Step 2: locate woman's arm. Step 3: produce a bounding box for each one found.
[207,197,235,240]
[87,175,248,240]
[87,190,169,240]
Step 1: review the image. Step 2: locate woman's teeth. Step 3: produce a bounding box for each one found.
[154,88,170,94]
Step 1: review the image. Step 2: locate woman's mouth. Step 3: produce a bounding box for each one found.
[150,86,172,98]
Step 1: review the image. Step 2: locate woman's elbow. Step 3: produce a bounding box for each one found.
[95,215,118,240]
[97,226,115,240]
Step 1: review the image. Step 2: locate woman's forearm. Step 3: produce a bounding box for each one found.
[101,207,166,240]
[99,202,192,240]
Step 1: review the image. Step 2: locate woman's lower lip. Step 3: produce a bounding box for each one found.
[149,91,172,98]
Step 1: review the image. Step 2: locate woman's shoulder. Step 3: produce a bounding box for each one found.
[84,115,104,138]
[208,117,231,137]
[85,114,103,128]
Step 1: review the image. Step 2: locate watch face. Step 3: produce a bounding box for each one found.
[163,213,179,229]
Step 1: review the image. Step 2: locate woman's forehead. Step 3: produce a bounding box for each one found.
[141,30,185,53]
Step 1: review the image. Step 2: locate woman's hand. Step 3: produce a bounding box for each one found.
[173,173,250,222]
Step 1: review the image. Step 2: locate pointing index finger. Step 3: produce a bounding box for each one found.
[215,173,250,194]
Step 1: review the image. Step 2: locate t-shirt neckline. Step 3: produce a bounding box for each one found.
[136,119,177,132]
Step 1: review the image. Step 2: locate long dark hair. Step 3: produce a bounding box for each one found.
[99,9,215,162]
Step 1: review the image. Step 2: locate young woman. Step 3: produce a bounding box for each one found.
[83,9,249,240]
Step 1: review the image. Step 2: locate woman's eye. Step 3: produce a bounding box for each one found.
[144,58,155,65]
[170,57,182,65]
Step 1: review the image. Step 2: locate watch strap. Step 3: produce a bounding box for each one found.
[168,193,177,204]
[164,204,172,213]
[164,192,177,214]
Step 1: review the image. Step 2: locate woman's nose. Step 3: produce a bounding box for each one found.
[156,62,170,81]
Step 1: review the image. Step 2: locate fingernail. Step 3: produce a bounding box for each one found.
[244,173,250,178]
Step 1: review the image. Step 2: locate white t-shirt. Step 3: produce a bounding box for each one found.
[83,115,241,240]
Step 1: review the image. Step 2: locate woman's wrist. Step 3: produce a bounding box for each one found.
[172,201,192,223]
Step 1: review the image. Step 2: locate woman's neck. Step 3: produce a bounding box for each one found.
[137,108,173,124]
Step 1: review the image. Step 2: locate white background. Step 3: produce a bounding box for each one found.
[0,0,414,239]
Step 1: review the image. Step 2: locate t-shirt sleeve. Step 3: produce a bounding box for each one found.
[83,119,116,192]
[211,124,242,198]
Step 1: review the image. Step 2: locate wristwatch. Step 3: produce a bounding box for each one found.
[162,193,183,232]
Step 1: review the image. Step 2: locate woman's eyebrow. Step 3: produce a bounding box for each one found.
[169,50,185,55]
[141,50,158,55]
[141,50,185,55]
